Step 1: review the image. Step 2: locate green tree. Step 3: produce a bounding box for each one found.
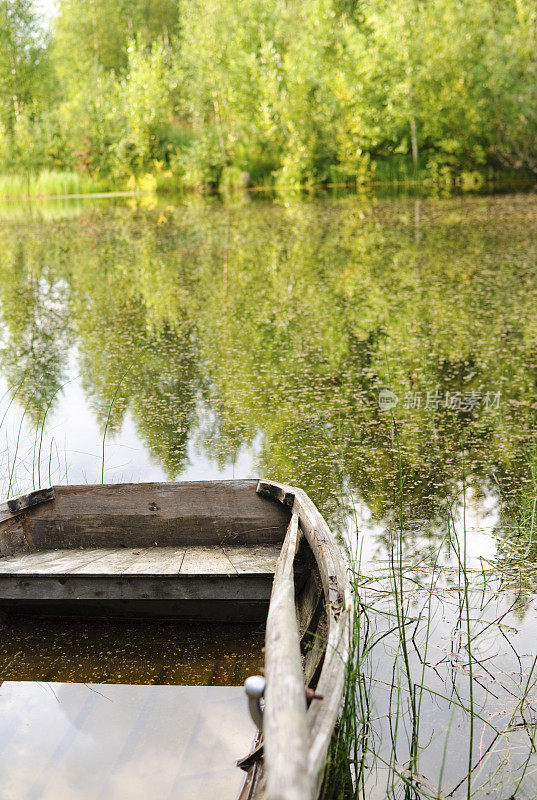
[3,0,537,187]
[0,0,50,138]
[52,0,179,87]
[111,37,177,176]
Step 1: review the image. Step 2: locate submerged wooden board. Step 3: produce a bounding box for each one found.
[0,599,273,623]
[11,480,290,550]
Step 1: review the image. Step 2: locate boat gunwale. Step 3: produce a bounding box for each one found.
[255,479,352,799]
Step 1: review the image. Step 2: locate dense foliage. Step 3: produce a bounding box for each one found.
[1,0,537,189]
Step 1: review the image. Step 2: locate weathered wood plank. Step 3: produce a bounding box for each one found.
[0,548,127,575]
[180,546,237,576]
[0,549,82,573]
[303,614,328,687]
[0,507,22,525]
[296,569,323,640]
[122,548,186,575]
[15,549,114,575]
[257,480,352,798]
[0,515,29,555]
[264,512,313,800]
[68,549,159,575]
[0,574,274,602]
[221,544,280,575]
[16,481,290,550]
[6,487,55,515]
[291,488,351,793]
[0,488,55,525]
[296,569,327,686]
[0,545,282,579]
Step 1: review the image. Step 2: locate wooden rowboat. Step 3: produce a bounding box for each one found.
[0,479,351,800]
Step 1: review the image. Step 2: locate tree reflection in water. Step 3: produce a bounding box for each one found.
[1,193,537,797]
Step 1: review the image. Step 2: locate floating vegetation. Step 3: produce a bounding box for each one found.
[0,616,264,686]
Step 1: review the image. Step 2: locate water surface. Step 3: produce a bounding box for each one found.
[1,191,537,798]
[0,617,264,685]
[0,682,254,800]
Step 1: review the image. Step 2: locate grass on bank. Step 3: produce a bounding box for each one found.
[0,170,128,200]
[0,160,533,201]
[0,169,184,200]
[0,170,86,199]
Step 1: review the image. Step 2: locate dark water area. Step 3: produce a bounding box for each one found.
[0,617,264,685]
[1,191,537,797]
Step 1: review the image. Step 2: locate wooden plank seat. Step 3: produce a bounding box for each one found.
[0,545,280,577]
[0,545,280,603]
[0,544,283,620]
[0,481,292,621]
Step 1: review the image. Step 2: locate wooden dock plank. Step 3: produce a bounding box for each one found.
[180,547,238,576]
[222,544,280,575]
[0,545,281,578]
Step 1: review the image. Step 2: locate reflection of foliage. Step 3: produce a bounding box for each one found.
[0,242,71,424]
[180,196,537,531]
[1,195,537,543]
[68,215,199,478]
[130,328,198,478]
[493,441,537,592]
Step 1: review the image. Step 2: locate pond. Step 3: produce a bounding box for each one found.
[0,191,536,798]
